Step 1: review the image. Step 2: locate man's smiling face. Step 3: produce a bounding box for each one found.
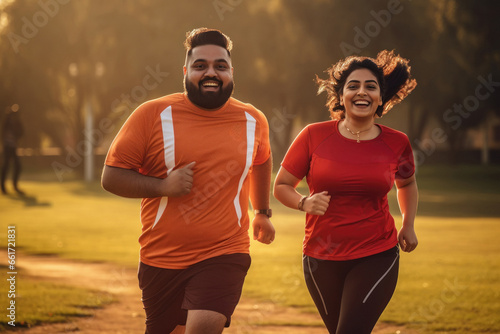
[183,44,234,110]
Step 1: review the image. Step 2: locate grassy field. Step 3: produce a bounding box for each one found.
[1,164,499,332]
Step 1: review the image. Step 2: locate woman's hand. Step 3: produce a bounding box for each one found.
[303,191,331,215]
[398,225,418,252]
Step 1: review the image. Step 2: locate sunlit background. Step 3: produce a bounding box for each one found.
[0,0,499,180]
[1,1,500,333]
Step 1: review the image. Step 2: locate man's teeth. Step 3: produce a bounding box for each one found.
[203,82,219,87]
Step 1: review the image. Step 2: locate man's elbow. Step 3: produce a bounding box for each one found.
[101,177,110,193]
[101,165,114,193]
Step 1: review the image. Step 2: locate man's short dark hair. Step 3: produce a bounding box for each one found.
[184,28,233,56]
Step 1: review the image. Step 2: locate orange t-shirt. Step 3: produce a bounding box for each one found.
[105,93,271,269]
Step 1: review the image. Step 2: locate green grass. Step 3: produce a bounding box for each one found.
[1,164,500,332]
[0,180,142,266]
[0,266,114,330]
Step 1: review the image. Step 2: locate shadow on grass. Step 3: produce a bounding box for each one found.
[413,164,500,217]
[2,192,52,207]
[391,192,500,217]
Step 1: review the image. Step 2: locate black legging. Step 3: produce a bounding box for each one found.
[303,246,399,334]
[1,146,22,192]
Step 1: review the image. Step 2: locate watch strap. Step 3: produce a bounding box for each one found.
[254,209,272,218]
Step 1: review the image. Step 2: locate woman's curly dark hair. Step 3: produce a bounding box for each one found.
[316,50,417,120]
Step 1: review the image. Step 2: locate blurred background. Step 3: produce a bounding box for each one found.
[1,0,500,181]
[1,1,500,332]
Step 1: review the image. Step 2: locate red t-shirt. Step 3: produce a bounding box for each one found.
[281,120,414,260]
[105,93,271,269]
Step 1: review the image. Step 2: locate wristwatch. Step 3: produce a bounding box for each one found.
[254,209,272,218]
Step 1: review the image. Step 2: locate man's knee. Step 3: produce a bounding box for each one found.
[170,325,186,334]
[185,309,226,334]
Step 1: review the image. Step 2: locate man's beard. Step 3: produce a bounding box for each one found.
[184,76,234,110]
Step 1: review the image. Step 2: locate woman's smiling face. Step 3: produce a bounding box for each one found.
[341,68,382,119]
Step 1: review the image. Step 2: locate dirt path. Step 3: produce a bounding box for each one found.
[10,253,416,334]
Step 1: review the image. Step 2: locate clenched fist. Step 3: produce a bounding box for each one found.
[163,162,195,197]
[303,191,331,215]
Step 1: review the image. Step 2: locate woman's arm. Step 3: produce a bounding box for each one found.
[273,167,330,215]
[395,174,419,252]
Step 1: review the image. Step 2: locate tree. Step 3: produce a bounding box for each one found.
[1,0,498,175]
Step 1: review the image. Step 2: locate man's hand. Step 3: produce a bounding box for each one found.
[163,162,195,197]
[252,214,275,245]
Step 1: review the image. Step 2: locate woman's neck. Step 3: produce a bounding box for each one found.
[340,117,380,143]
[343,117,374,132]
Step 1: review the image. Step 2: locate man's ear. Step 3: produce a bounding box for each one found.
[183,65,187,76]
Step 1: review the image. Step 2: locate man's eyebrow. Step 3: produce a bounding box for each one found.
[192,58,229,64]
[347,79,379,85]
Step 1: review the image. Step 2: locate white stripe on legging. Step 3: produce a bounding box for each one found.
[307,256,329,315]
[362,250,400,304]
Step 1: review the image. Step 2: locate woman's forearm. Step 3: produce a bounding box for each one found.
[396,178,418,227]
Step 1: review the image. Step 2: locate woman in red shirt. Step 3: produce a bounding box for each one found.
[274,50,418,333]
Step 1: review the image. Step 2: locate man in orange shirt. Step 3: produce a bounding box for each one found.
[102,28,275,334]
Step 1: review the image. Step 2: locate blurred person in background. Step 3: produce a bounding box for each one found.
[102,28,274,334]
[1,105,24,195]
[274,50,418,334]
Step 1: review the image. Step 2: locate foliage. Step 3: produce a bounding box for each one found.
[0,0,499,164]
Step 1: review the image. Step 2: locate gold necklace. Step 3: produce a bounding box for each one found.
[343,120,373,143]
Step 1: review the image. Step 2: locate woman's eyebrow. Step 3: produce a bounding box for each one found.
[347,79,379,85]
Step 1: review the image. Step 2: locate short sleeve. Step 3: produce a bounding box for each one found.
[252,110,271,165]
[395,136,415,179]
[105,103,152,171]
[281,126,312,180]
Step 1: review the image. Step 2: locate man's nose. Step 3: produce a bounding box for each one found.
[205,65,217,77]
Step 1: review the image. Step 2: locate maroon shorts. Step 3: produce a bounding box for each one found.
[138,253,251,334]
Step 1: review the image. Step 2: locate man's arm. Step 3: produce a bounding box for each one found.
[101,163,195,198]
[249,156,275,244]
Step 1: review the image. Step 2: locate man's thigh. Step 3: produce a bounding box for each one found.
[183,253,251,324]
[138,253,251,333]
[138,262,187,333]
